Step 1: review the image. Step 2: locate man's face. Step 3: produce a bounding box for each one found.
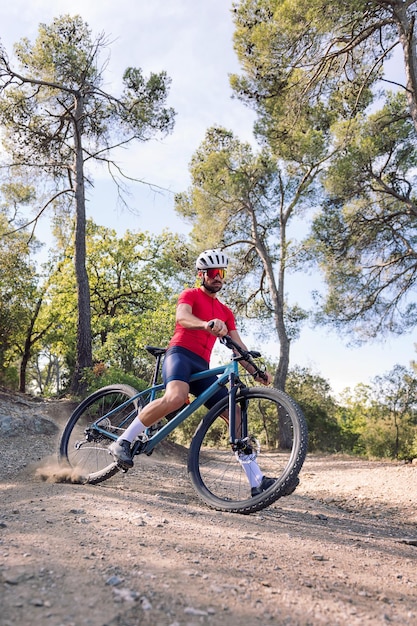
[201,268,226,293]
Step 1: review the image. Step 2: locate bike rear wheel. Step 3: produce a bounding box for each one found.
[188,387,308,514]
[59,384,141,484]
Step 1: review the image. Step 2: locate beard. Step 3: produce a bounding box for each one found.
[202,280,223,293]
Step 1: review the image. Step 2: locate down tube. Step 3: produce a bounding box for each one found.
[144,370,231,451]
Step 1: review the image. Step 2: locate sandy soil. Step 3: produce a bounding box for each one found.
[1,395,417,626]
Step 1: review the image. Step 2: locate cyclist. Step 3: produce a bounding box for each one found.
[109,248,274,496]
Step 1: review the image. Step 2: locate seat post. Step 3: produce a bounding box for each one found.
[145,346,167,386]
[152,354,163,386]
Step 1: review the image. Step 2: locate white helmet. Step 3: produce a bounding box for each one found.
[196,249,229,270]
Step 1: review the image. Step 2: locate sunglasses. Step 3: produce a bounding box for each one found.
[205,268,227,279]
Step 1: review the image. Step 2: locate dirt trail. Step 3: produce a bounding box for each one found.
[1,395,417,625]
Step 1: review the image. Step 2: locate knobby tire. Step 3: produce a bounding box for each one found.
[58,384,141,485]
[187,387,308,514]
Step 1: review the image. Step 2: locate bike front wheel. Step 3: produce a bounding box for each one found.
[188,387,308,514]
[59,384,141,484]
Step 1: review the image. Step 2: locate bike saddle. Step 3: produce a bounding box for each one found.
[145,346,167,357]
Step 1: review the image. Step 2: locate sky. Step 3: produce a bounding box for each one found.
[1,0,416,396]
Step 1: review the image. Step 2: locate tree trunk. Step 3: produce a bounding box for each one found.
[70,94,92,395]
[19,352,30,394]
[249,204,291,391]
[271,219,290,392]
[275,334,290,392]
[19,297,43,393]
[395,2,417,134]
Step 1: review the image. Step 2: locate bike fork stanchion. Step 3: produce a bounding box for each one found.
[239,397,248,440]
[228,372,238,444]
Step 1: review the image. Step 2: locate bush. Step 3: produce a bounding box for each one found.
[357,419,417,461]
[0,365,19,391]
[81,364,148,395]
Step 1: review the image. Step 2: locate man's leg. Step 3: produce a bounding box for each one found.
[109,381,189,467]
[221,406,271,492]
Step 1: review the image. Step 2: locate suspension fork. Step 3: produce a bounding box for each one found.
[228,372,248,444]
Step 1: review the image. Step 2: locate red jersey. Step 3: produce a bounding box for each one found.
[168,288,237,362]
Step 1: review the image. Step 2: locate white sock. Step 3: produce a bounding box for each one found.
[236,453,264,488]
[119,417,146,443]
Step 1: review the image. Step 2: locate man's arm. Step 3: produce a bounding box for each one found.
[228,330,273,386]
[176,303,227,337]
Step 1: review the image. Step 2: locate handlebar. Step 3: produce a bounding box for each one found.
[219,334,256,359]
[208,321,267,381]
[219,334,268,382]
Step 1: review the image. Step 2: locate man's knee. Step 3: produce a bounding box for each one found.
[165,395,187,413]
[164,385,189,410]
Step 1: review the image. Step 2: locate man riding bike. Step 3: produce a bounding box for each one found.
[109,248,275,496]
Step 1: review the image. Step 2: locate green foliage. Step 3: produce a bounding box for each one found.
[357,417,416,460]
[0,364,19,390]
[14,16,97,86]
[232,1,417,344]
[335,384,374,455]
[326,93,417,199]
[0,15,176,167]
[120,68,175,138]
[171,405,207,447]
[36,222,190,390]
[286,366,345,452]
[175,124,315,388]
[283,363,417,459]
[231,0,374,159]
[0,217,192,395]
[232,0,400,114]
[336,366,417,460]
[0,14,176,392]
[308,98,417,337]
[0,210,41,386]
[81,363,147,396]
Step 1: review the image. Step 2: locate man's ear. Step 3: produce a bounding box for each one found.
[197,270,204,280]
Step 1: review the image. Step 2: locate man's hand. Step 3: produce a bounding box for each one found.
[254,371,273,386]
[207,319,228,337]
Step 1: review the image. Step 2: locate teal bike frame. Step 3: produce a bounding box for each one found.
[93,358,244,457]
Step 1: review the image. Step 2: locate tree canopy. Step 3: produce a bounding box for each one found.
[232,0,417,130]
[309,91,417,338]
[176,125,315,389]
[231,0,417,341]
[0,15,175,391]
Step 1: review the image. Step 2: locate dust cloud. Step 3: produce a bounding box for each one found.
[34,456,86,484]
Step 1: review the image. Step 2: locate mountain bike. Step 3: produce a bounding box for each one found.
[59,336,308,514]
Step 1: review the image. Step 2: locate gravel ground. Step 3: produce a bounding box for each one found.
[1,393,417,626]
